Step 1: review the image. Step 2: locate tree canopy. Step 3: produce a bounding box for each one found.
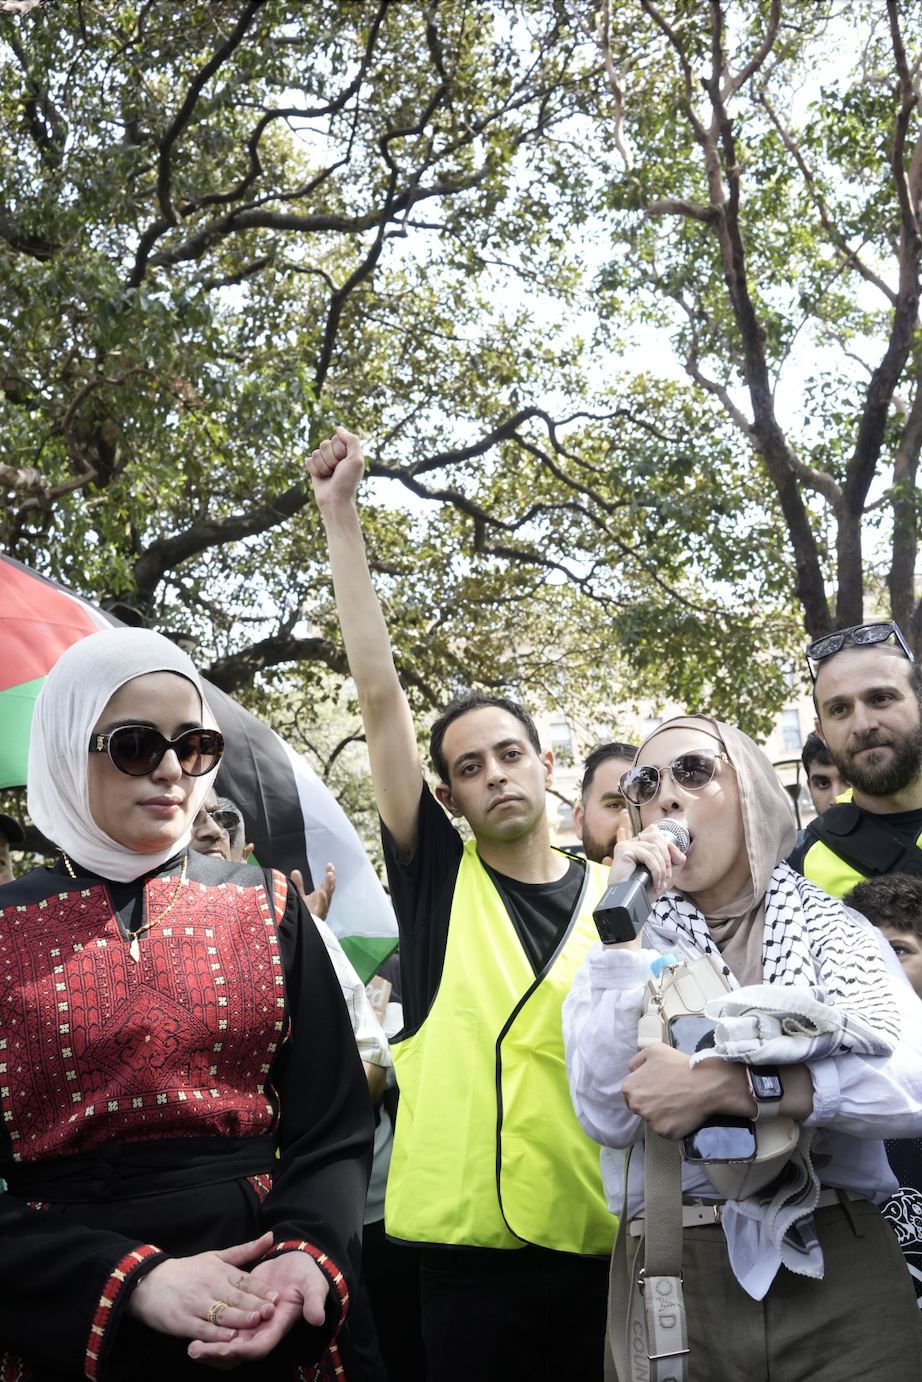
[2,0,918,761]
[584,0,922,645]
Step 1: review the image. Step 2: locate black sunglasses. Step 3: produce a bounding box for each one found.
[805,621,915,680]
[89,725,225,777]
[620,749,731,806]
[196,806,242,833]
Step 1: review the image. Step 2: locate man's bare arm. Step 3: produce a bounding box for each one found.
[307,429,422,855]
[363,1060,388,1104]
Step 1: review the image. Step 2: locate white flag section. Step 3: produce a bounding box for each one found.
[278,735,397,979]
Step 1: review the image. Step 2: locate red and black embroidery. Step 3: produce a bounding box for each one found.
[270,1240,350,1382]
[0,879,286,1162]
[247,1171,274,1203]
[0,1351,31,1381]
[271,868,288,925]
[302,1340,345,1381]
[84,1243,162,1381]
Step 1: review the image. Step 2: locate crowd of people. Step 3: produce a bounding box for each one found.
[0,424,920,1381]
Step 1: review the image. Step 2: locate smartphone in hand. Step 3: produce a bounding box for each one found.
[667,1015,756,1164]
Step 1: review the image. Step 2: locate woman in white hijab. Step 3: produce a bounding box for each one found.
[563,714,922,1381]
[0,629,371,1382]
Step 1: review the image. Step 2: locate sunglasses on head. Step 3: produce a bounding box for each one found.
[619,749,731,807]
[89,725,225,778]
[805,621,914,681]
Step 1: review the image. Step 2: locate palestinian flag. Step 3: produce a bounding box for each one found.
[0,555,396,980]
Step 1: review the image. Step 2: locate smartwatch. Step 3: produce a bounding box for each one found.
[745,1064,783,1120]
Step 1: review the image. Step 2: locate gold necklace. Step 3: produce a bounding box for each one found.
[61,852,189,961]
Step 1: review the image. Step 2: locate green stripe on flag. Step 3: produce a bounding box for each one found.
[247,850,394,982]
[340,934,398,986]
[0,677,44,789]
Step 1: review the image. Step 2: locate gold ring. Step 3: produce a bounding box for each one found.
[208,1300,229,1326]
[235,1275,248,1289]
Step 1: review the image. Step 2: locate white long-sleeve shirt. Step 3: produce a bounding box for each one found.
[313,916,391,1070]
[562,917,922,1298]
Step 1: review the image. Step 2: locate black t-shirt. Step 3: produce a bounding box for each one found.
[874,805,922,842]
[787,803,922,875]
[484,861,583,974]
[381,782,585,1037]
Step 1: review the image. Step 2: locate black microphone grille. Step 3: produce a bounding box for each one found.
[655,818,690,854]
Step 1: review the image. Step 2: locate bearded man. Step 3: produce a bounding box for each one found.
[573,741,637,864]
[788,622,922,896]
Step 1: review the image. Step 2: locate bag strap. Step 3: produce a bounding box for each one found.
[607,1135,688,1381]
[807,802,922,879]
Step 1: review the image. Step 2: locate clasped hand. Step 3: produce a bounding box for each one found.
[130,1230,331,1370]
[621,1043,751,1139]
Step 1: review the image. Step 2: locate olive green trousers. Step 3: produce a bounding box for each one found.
[610,1198,922,1382]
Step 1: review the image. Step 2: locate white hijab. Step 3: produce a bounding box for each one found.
[28,628,220,882]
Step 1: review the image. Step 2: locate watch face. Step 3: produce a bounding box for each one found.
[750,1069,783,1101]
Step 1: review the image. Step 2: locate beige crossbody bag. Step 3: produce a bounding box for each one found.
[606,955,798,1381]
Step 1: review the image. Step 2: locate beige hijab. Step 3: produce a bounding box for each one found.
[633,715,797,985]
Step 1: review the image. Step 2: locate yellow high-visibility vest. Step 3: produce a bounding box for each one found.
[803,838,870,898]
[803,832,922,897]
[386,840,616,1254]
[803,789,922,897]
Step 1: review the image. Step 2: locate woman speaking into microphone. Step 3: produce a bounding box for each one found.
[563,714,922,1381]
[0,628,371,1381]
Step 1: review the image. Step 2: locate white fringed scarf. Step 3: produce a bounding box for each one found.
[646,864,900,1062]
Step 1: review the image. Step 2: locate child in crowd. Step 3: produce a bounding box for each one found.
[844,874,922,1001]
[844,873,922,1303]
[801,730,850,817]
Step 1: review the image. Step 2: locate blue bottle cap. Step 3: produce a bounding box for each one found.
[650,954,678,978]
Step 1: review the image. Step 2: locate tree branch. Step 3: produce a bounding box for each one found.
[129,402,652,613]
[156,1,266,224]
[192,252,275,291]
[126,24,570,290]
[888,0,922,250]
[724,0,780,99]
[6,25,66,169]
[889,374,922,644]
[586,0,635,172]
[639,0,711,149]
[646,197,719,223]
[204,632,347,692]
[313,179,398,390]
[834,1,922,625]
[0,200,57,260]
[757,92,898,306]
[126,1,267,282]
[181,0,390,217]
[132,481,311,604]
[641,0,831,635]
[204,629,443,707]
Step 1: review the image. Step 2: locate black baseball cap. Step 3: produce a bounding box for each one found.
[0,813,25,847]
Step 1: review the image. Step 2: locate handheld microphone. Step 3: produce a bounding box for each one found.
[592,819,690,945]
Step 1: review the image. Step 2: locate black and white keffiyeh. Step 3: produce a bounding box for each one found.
[881,1185,922,1304]
[630,714,905,1292]
[641,863,900,1292]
